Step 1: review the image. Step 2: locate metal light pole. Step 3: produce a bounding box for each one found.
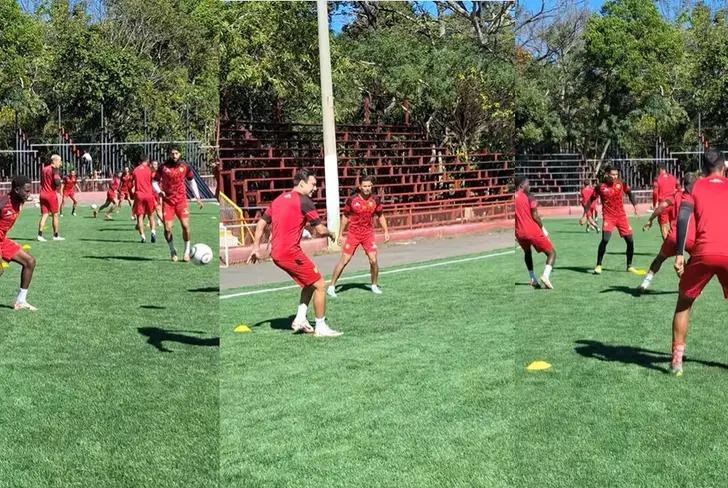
[316,0,340,241]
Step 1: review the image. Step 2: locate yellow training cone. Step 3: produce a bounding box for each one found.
[630,268,647,276]
[234,324,251,333]
[527,360,552,371]
[1,262,8,269]
[22,244,31,251]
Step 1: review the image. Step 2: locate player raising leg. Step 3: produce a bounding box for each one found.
[327,176,390,297]
[1,176,38,310]
[580,166,638,274]
[514,176,556,289]
[248,168,342,337]
[37,155,64,242]
[670,149,728,375]
[60,169,80,217]
[579,180,598,232]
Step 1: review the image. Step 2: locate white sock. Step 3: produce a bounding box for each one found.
[528,270,537,281]
[315,317,326,328]
[151,229,156,236]
[184,241,191,256]
[167,238,175,253]
[543,265,553,279]
[295,304,308,322]
[645,271,654,280]
[140,232,146,240]
[17,288,28,303]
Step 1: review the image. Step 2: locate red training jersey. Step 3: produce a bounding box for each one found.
[132,163,154,197]
[590,180,630,220]
[41,165,60,195]
[111,176,121,192]
[514,190,543,239]
[344,193,383,237]
[0,195,22,241]
[687,176,728,256]
[262,191,322,260]
[667,192,695,243]
[63,175,77,195]
[121,174,133,192]
[655,172,678,202]
[154,161,193,205]
[579,185,594,206]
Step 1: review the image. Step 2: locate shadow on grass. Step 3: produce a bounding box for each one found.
[79,238,134,244]
[574,340,728,373]
[333,283,372,294]
[0,304,13,309]
[138,327,219,353]
[140,305,166,310]
[188,286,219,293]
[599,285,678,297]
[606,251,653,256]
[83,255,158,262]
[253,315,296,331]
[558,266,595,274]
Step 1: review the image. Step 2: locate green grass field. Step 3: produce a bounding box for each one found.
[513,217,728,487]
[0,203,219,488]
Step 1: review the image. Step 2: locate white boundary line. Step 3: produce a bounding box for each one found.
[220,249,515,299]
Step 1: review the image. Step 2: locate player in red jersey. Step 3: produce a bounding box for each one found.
[651,178,659,210]
[1,176,38,310]
[670,149,728,375]
[152,147,202,262]
[93,171,120,219]
[326,176,390,298]
[119,167,134,217]
[151,160,163,225]
[639,172,698,292]
[652,163,679,239]
[579,180,599,232]
[580,166,638,274]
[248,168,342,337]
[131,155,157,243]
[37,154,64,242]
[514,176,556,289]
[60,169,80,217]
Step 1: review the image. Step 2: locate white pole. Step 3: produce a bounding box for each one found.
[317,0,340,241]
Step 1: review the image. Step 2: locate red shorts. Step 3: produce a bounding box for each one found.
[679,255,728,299]
[162,200,190,222]
[63,191,76,199]
[40,193,59,215]
[603,215,632,237]
[659,235,695,258]
[133,195,157,217]
[658,212,670,226]
[273,251,322,288]
[0,239,21,262]
[119,191,130,200]
[343,233,377,255]
[517,234,554,254]
[106,191,117,204]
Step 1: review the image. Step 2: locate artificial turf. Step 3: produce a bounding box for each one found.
[0,203,219,488]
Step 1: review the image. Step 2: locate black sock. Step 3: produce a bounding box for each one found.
[38,230,42,237]
[597,231,612,266]
[625,236,634,267]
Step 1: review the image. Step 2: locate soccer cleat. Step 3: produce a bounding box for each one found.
[314,323,343,337]
[370,284,383,294]
[151,233,157,244]
[72,211,76,216]
[671,363,683,376]
[36,235,46,242]
[14,301,37,311]
[540,275,553,289]
[140,237,146,244]
[627,266,639,275]
[52,236,65,241]
[529,279,541,289]
[171,251,178,262]
[326,286,337,298]
[182,253,191,263]
[593,265,602,275]
[291,318,314,334]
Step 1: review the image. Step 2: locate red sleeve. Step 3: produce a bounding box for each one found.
[299,195,321,226]
[374,196,383,216]
[623,182,631,193]
[185,164,194,181]
[528,195,538,210]
[0,196,9,240]
[682,193,694,205]
[262,207,272,224]
[343,197,353,217]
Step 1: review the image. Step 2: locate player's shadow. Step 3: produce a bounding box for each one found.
[79,238,134,244]
[253,316,296,331]
[333,283,372,294]
[188,286,219,293]
[83,255,159,262]
[574,339,728,373]
[558,266,594,274]
[137,327,219,353]
[98,228,130,232]
[599,285,677,297]
[606,251,653,256]
[140,305,166,310]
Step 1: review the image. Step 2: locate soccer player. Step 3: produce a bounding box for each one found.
[652,163,679,239]
[1,176,38,310]
[131,155,157,243]
[37,154,64,242]
[248,168,342,337]
[151,160,163,225]
[514,176,556,289]
[579,180,599,232]
[580,166,638,274]
[327,176,390,298]
[152,147,203,262]
[639,172,698,291]
[670,149,728,375]
[93,171,120,219]
[119,167,134,216]
[60,169,80,217]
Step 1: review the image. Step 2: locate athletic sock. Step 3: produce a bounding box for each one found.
[17,288,28,303]
[528,270,537,281]
[184,241,191,256]
[295,304,308,323]
[315,317,326,328]
[543,265,553,279]
[167,238,175,253]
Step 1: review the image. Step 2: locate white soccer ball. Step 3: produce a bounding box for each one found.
[191,243,213,265]
[91,204,98,210]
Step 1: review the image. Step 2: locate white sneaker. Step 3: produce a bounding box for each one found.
[52,236,65,241]
[36,235,46,242]
[291,318,314,334]
[326,286,337,298]
[314,323,343,337]
[370,284,383,294]
[540,275,553,290]
[14,301,37,311]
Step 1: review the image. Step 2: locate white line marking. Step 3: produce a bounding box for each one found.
[220,249,515,299]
